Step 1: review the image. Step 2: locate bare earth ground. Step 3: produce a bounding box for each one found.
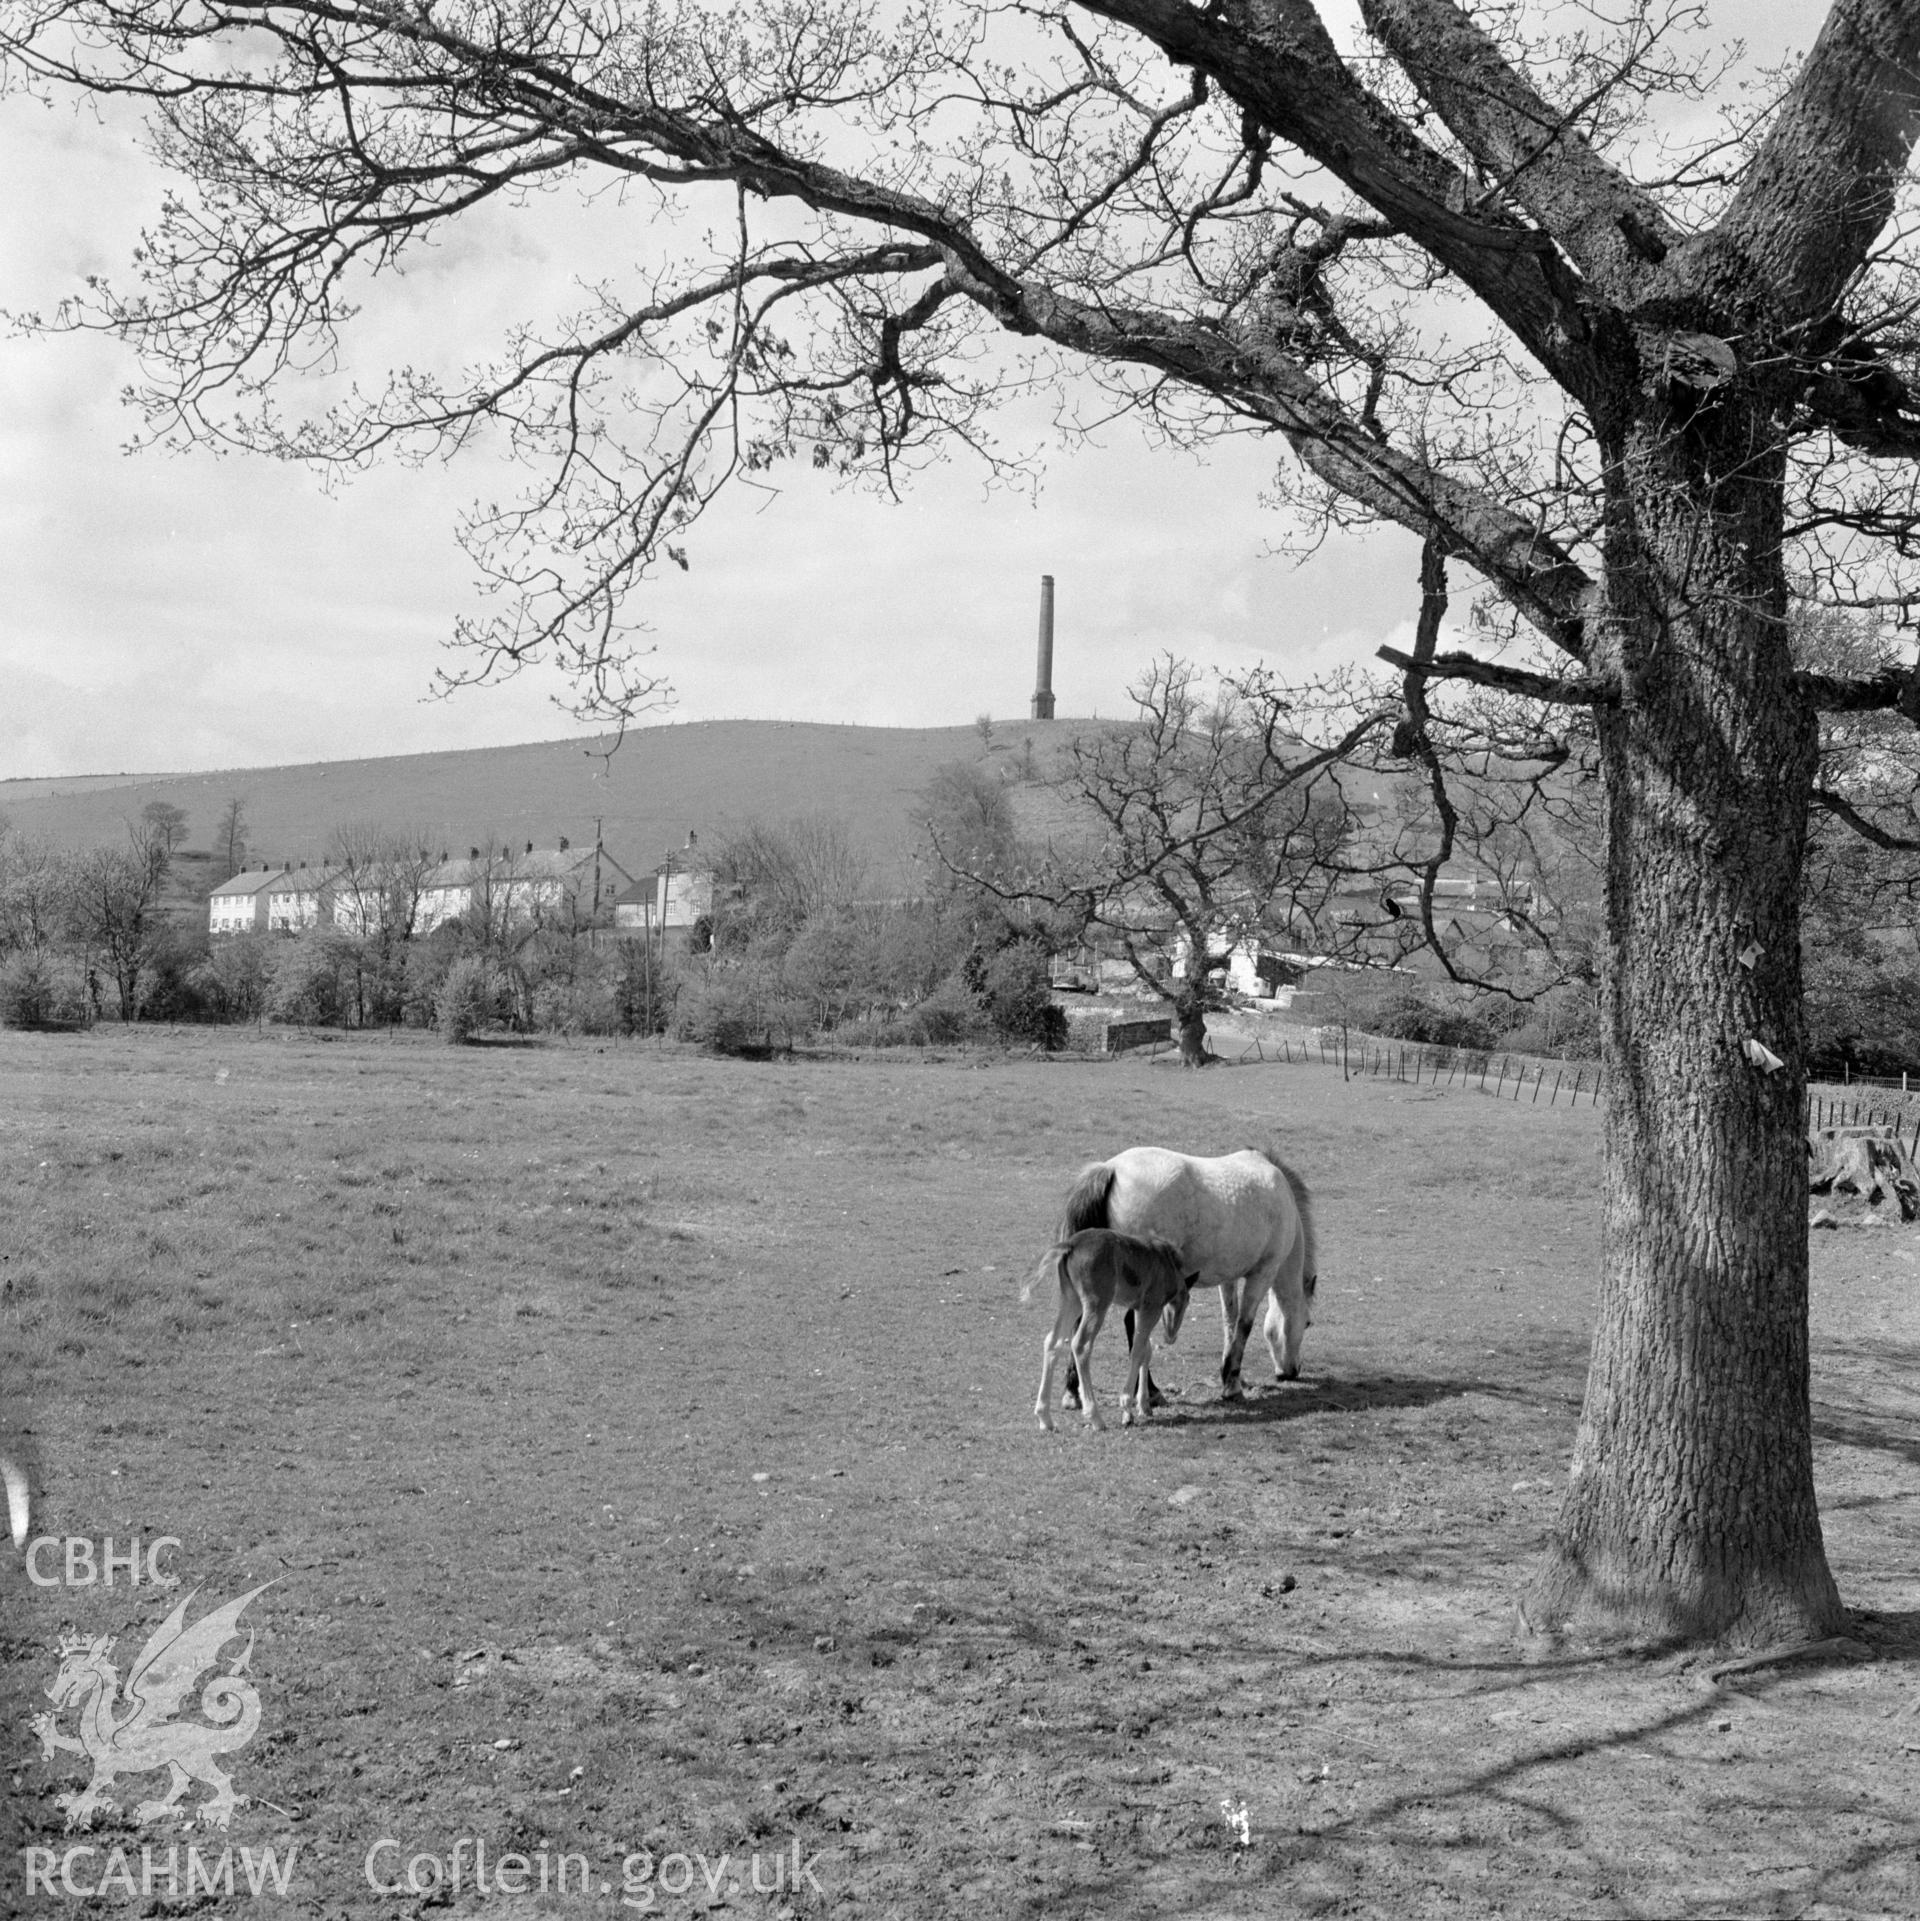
[2,1029,1917,1920]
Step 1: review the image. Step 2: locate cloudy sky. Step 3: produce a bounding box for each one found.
[0,2,1812,781]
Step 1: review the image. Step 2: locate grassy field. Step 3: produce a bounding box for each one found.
[3,1029,1917,1919]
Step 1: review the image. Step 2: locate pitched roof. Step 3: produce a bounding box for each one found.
[209,868,288,899]
[428,847,633,890]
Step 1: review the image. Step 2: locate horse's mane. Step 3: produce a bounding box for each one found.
[1255,1144,1319,1297]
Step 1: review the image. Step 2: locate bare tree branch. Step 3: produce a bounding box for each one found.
[1377,643,1612,704]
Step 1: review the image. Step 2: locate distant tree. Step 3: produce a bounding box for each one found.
[978,939,1065,1049]
[326,820,446,1022]
[1802,915,1920,1079]
[140,801,189,859]
[126,811,175,885]
[66,822,171,1020]
[871,900,975,1009]
[266,926,356,1026]
[983,658,1383,1064]
[918,763,1023,893]
[138,922,213,1022]
[451,839,539,958]
[672,962,809,1056]
[214,798,248,881]
[1798,607,1920,920]
[328,821,388,930]
[0,950,59,1028]
[711,816,868,953]
[614,935,678,1037]
[974,714,994,752]
[0,831,72,954]
[377,828,446,944]
[434,954,510,1043]
[400,939,455,1029]
[191,931,272,1025]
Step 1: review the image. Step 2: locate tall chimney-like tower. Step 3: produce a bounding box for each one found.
[1030,574,1056,720]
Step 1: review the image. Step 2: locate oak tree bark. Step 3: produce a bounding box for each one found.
[1531,400,1841,1641]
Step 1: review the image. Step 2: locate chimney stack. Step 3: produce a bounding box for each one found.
[1030,574,1056,720]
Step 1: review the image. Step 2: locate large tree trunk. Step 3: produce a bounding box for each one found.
[1527,398,1846,1648]
[1173,984,1210,1067]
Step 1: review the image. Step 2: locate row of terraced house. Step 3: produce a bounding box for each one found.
[206,841,715,941]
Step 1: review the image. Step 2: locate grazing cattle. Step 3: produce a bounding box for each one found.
[1059,1144,1317,1406]
[1808,1126,1920,1224]
[1027,1229,1194,1430]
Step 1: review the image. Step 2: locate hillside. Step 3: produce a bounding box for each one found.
[0,718,1095,895]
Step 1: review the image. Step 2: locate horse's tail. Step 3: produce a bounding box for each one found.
[1260,1147,1318,1297]
[1060,1161,1116,1237]
[1021,1242,1072,1306]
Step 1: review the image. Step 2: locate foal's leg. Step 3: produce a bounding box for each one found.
[1120,1306,1178,1407]
[1122,1305,1158,1426]
[1069,1304,1108,1429]
[1035,1292,1080,1431]
[1067,1309,1135,1410]
[1122,1306,1152,1405]
[1035,1333,1059,1433]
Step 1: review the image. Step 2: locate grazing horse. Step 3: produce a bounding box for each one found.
[1027,1229,1194,1430]
[1060,1145,1317,1405]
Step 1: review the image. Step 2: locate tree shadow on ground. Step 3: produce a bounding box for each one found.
[1015,1629,1920,1921]
[1151,1368,1555,1429]
[1850,1607,1920,1663]
[1813,1400,1920,1468]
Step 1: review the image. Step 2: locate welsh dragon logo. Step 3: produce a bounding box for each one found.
[31,1584,270,1830]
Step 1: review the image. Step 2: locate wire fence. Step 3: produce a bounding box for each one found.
[1807,1088,1920,1155]
[1219,1028,1920,1141]
[1226,1027,1607,1107]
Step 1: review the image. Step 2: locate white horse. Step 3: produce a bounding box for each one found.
[1059,1145,1317,1404]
